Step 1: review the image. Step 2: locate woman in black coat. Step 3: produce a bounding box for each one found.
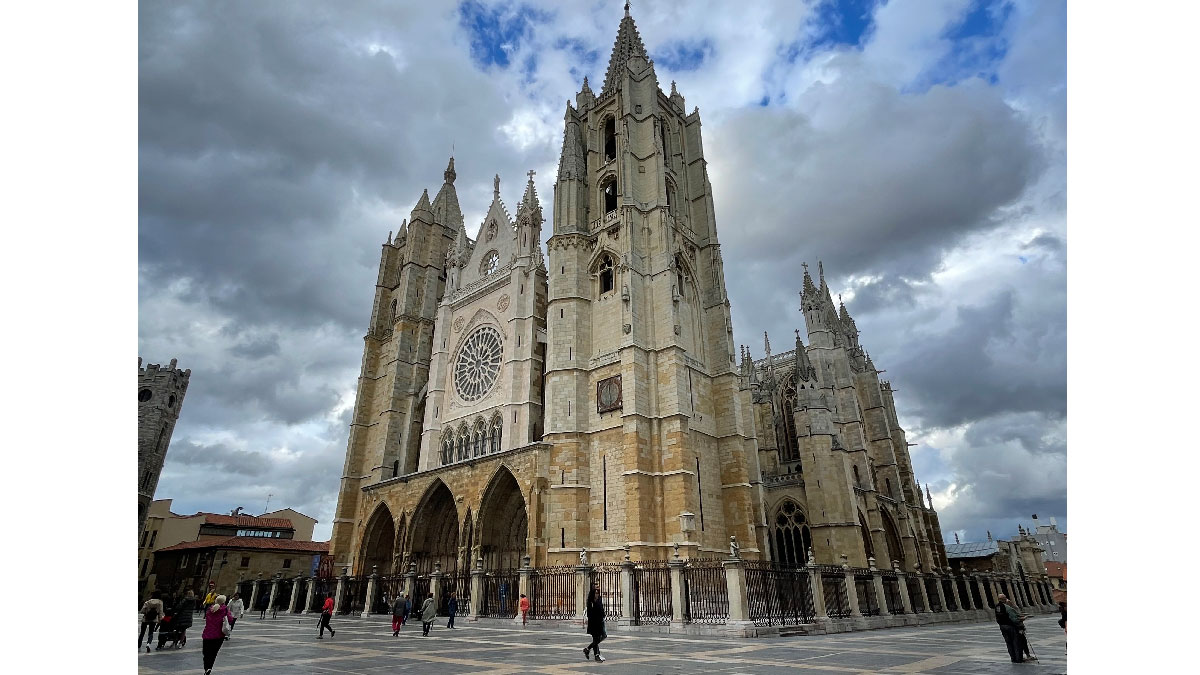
[582,582,606,663]
[173,591,196,646]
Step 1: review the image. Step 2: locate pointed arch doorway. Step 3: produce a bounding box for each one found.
[358,504,396,576]
[478,467,527,570]
[410,481,460,576]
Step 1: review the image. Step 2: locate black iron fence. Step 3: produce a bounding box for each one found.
[594,563,623,620]
[438,571,471,616]
[745,561,815,626]
[631,561,672,625]
[274,578,294,611]
[412,576,432,609]
[881,572,904,614]
[682,559,728,625]
[529,566,576,620]
[310,577,336,612]
[819,568,850,618]
[854,571,879,616]
[906,576,925,613]
[292,578,309,613]
[478,569,519,618]
[942,578,958,611]
[236,580,254,604]
[970,578,984,609]
[982,580,995,608]
[956,576,971,609]
[339,577,366,615]
[924,576,942,612]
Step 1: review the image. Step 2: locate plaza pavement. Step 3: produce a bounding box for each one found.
[136,613,1067,674]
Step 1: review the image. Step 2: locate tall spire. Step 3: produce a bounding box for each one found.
[602,3,649,93]
[444,156,456,184]
[520,169,540,210]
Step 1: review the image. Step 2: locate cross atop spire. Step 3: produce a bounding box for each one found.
[527,169,536,182]
[625,0,631,17]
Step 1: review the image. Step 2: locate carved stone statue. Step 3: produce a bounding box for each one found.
[729,535,740,559]
[579,547,588,565]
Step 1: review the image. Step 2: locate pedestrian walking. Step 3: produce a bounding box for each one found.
[993,594,1025,663]
[257,590,269,619]
[139,591,165,653]
[519,593,530,626]
[447,592,457,629]
[398,590,412,634]
[201,595,231,675]
[317,595,336,639]
[173,590,196,647]
[403,593,412,625]
[226,593,244,638]
[271,590,281,619]
[582,582,606,663]
[420,592,436,636]
[202,584,218,611]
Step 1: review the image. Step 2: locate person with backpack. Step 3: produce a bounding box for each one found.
[139,591,165,652]
[420,592,436,636]
[994,594,1025,663]
[582,582,606,663]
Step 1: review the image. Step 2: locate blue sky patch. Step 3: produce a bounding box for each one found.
[809,0,879,50]
[652,39,713,72]
[458,1,548,69]
[915,0,1012,90]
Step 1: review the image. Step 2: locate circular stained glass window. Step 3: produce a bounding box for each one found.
[454,325,503,402]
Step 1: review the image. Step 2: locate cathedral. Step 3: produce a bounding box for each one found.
[329,7,947,579]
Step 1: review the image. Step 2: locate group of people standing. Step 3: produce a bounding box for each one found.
[138,587,266,674]
[384,591,440,637]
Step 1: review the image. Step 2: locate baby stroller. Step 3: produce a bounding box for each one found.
[155,612,184,650]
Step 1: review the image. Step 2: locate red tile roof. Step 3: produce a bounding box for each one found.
[1044,561,1066,579]
[196,513,294,529]
[156,536,328,554]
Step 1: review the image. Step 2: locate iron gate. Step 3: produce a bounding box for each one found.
[682,559,728,625]
[881,572,904,614]
[478,569,519,618]
[292,578,309,613]
[854,572,879,616]
[529,565,576,620]
[820,568,850,618]
[924,576,942,612]
[631,561,671,625]
[594,563,623,620]
[746,561,815,626]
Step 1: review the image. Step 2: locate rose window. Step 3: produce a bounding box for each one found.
[454,325,503,402]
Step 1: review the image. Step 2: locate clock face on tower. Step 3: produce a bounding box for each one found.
[454,325,503,402]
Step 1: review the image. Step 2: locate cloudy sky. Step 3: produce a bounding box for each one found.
[139,0,1066,544]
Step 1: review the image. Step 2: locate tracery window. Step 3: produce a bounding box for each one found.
[481,250,499,276]
[454,326,503,402]
[603,116,616,162]
[779,378,799,462]
[602,178,617,215]
[772,500,812,567]
[441,434,453,465]
[473,418,487,458]
[490,415,503,453]
[457,425,469,462]
[598,255,615,295]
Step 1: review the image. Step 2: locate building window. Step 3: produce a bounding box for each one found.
[149,531,157,548]
[660,119,668,159]
[241,556,250,568]
[603,116,616,162]
[138,388,152,402]
[141,531,150,548]
[140,559,149,577]
[598,255,615,295]
[473,418,487,458]
[390,299,397,322]
[392,459,399,477]
[852,465,861,488]
[457,425,469,462]
[441,434,453,465]
[179,554,189,569]
[168,395,176,409]
[490,416,503,453]
[283,558,292,569]
[481,250,500,276]
[665,180,675,215]
[601,178,617,215]
[772,500,812,567]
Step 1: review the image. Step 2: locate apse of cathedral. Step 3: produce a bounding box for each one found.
[329,7,948,577]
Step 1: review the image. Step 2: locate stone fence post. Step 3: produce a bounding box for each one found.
[302,573,317,614]
[841,555,862,618]
[287,574,302,613]
[268,573,281,615]
[575,562,593,624]
[470,558,484,621]
[362,565,379,617]
[808,554,828,620]
[404,562,416,602]
[869,558,890,616]
[914,566,931,614]
[249,572,263,614]
[332,567,348,614]
[894,561,913,614]
[971,573,987,610]
[619,548,635,626]
[430,562,444,617]
[947,571,964,613]
[668,551,686,629]
[931,568,948,615]
[723,550,752,633]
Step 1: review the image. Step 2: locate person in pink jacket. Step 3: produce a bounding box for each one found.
[201,595,230,674]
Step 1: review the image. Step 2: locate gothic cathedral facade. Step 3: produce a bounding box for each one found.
[329,8,946,577]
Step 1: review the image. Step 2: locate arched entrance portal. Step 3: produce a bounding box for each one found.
[880,509,905,568]
[410,481,460,576]
[358,504,396,576]
[478,467,527,570]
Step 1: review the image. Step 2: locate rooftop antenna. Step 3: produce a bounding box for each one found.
[263,492,272,514]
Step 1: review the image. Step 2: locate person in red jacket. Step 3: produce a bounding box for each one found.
[518,593,530,626]
[317,595,336,639]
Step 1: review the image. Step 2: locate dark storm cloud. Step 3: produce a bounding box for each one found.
[167,440,271,476]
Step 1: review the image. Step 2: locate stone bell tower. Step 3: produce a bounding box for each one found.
[138,357,190,534]
[543,4,764,561]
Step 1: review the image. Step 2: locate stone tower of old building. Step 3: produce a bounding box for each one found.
[328,159,464,564]
[544,5,762,560]
[138,357,190,534]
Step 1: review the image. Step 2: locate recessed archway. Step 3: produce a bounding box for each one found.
[477,466,527,570]
[771,498,811,567]
[880,508,905,568]
[409,480,460,576]
[358,503,397,576]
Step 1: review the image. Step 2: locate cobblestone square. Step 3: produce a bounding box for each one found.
[137,614,1066,674]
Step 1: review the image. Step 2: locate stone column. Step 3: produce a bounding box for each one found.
[947,571,964,613]
[361,565,379,617]
[931,569,948,616]
[249,572,263,614]
[988,573,1002,606]
[723,554,752,633]
[668,553,687,628]
[470,558,485,621]
[332,567,348,614]
[914,568,931,614]
[268,573,281,615]
[808,557,828,620]
[869,558,890,616]
[894,561,913,615]
[430,562,444,618]
[404,562,416,602]
[288,574,303,613]
[575,563,593,623]
[971,574,988,610]
[619,550,635,626]
[302,573,318,614]
[841,555,862,618]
